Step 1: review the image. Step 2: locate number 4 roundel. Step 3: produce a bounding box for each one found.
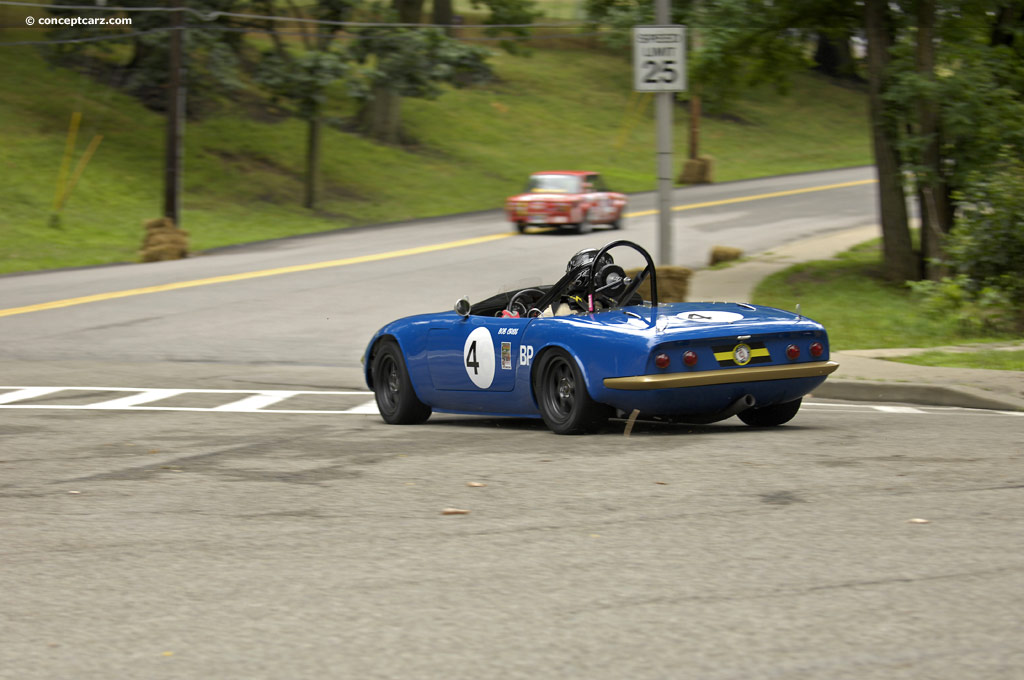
[464,326,496,389]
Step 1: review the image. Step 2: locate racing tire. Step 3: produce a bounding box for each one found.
[610,217,623,230]
[372,338,432,425]
[516,221,528,234]
[572,212,592,235]
[533,348,609,434]
[737,398,802,427]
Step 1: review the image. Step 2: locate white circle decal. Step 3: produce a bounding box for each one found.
[464,326,495,389]
[676,310,744,323]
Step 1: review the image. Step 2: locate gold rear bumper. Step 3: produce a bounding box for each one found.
[603,361,839,391]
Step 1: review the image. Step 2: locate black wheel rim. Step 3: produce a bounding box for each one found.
[378,354,400,414]
[542,357,575,423]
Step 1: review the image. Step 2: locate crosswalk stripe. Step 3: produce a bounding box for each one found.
[342,400,381,415]
[212,392,301,412]
[88,389,187,409]
[0,386,64,404]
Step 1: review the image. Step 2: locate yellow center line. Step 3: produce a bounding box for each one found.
[1,178,877,318]
[623,179,877,218]
[0,233,513,318]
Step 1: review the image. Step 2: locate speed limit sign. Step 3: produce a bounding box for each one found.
[633,25,687,92]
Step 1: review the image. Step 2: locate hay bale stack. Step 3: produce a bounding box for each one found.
[625,266,692,303]
[709,245,743,266]
[140,217,189,262]
[678,156,714,184]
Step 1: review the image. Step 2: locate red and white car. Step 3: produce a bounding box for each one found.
[505,171,628,234]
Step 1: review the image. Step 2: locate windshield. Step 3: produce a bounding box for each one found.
[527,174,581,194]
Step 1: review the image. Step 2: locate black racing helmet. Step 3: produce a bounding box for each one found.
[566,248,613,275]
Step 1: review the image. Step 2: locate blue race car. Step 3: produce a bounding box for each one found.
[363,240,838,434]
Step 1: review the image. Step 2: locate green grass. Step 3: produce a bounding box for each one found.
[885,350,1024,371]
[752,239,1020,352]
[0,18,872,274]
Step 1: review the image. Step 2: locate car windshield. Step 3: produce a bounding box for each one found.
[527,174,581,194]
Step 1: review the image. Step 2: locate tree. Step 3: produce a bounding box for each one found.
[586,0,1024,289]
[469,0,543,53]
[864,0,917,282]
[255,51,348,208]
[252,0,356,209]
[881,1,1024,279]
[347,23,493,143]
[44,0,248,116]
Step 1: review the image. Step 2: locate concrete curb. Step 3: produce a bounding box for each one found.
[814,379,1024,412]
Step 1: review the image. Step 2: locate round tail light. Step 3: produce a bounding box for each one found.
[809,341,824,358]
[655,353,670,369]
[683,350,698,367]
[786,344,800,360]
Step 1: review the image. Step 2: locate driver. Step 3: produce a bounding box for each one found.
[557,248,616,314]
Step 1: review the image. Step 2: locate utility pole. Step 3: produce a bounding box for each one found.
[164,0,185,227]
[654,0,673,265]
[633,3,686,266]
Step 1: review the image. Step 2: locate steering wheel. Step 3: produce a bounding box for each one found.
[505,288,545,317]
[586,241,657,312]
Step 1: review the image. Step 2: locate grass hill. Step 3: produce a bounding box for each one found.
[0,18,872,274]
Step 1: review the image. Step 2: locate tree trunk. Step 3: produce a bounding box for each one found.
[864,0,918,282]
[304,116,320,209]
[433,0,454,33]
[360,86,402,144]
[915,0,947,279]
[813,33,857,80]
[394,0,425,24]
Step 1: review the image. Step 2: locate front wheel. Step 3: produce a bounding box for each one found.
[737,398,802,427]
[515,221,528,234]
[533,349,608,434]
[372,339,432,425]
[572,211,592,235]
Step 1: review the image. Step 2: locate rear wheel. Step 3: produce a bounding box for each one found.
[737,398,802,427]
[372,338,431,425]
[515,221,528,234]
[533,349,608,434]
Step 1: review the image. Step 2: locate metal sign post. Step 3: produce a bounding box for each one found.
[633,20,686,266]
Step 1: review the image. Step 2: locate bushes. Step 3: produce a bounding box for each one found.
[912,155,1024,332]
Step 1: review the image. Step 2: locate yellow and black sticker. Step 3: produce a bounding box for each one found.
[712,341,771,367]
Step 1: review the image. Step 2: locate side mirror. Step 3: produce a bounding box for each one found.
[454,297,471,317]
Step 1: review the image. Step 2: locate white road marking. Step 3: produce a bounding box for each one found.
[867,405,928,414]
[342,400,382,415]
[88,389,187,409]
[0,386,374,414]
[803,402,1023,416]
[0,386,1019,417]
[0,386,64,404]
[212,391,300,412]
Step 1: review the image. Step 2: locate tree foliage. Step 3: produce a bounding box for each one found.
[913,152,1024,331]
[43,0,249,116]
[347,26,493,101]
[469,0,543,53]
[255,50,348,120]
[347,18,494,143]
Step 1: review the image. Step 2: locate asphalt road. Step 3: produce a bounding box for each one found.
[2,166,877,378]
[2,403,1022,679]
[3,166,1023,679]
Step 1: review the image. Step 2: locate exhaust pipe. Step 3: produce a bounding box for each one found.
[674,394,756,425]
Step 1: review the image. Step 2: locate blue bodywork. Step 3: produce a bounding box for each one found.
[363,301,834,420]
